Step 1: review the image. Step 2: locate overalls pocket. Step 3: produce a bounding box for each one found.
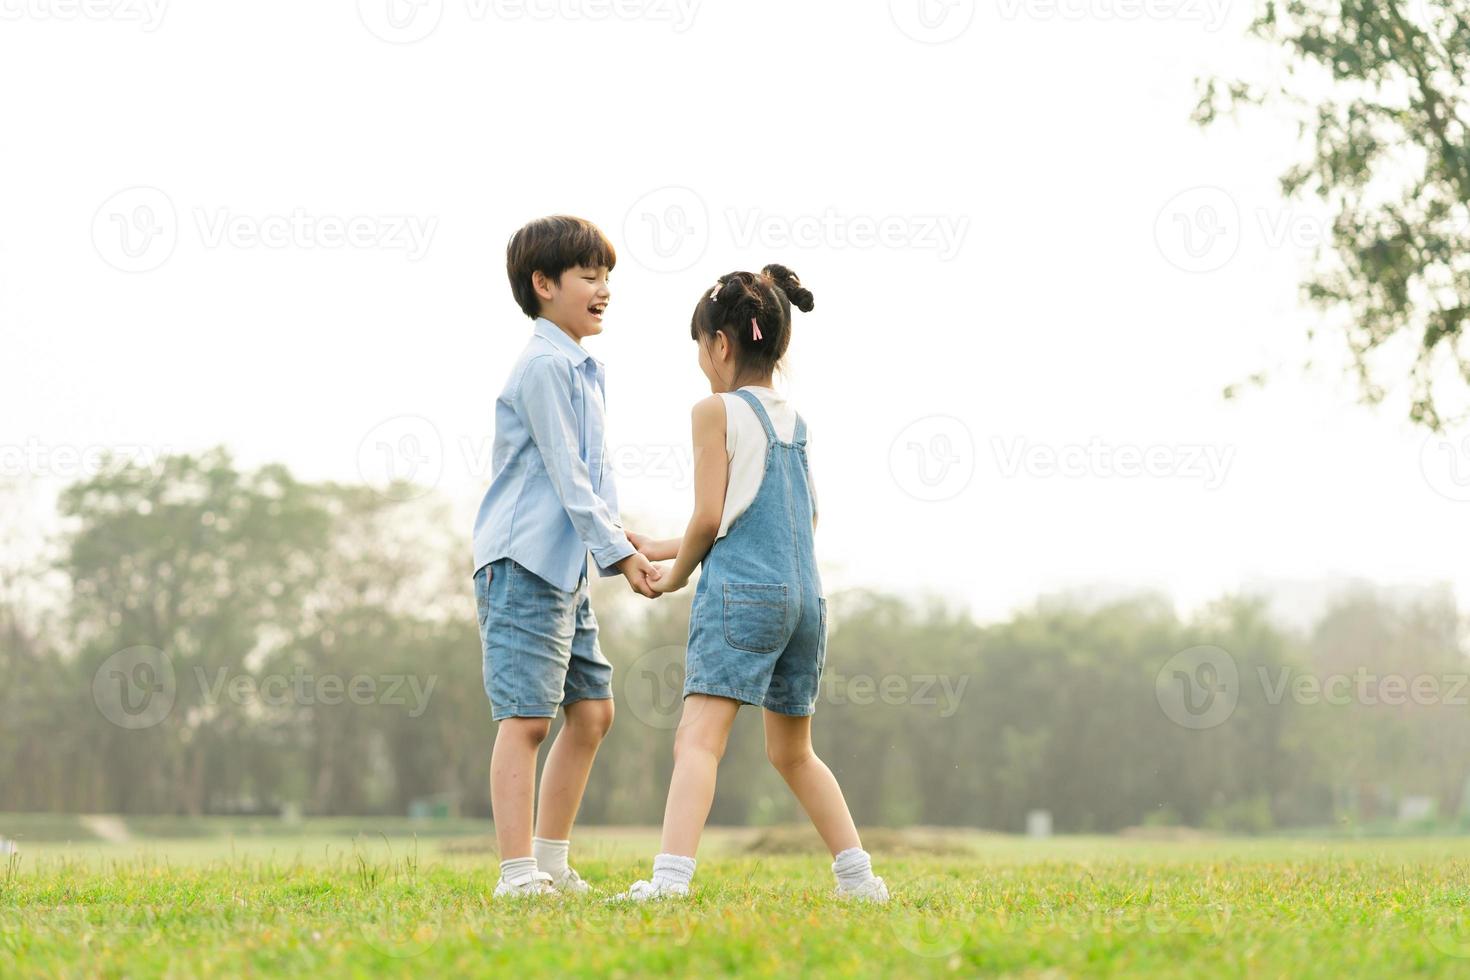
[722,583,789,654]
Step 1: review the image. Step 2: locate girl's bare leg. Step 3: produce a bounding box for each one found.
[658,695,742,857]
[762,710,861,856]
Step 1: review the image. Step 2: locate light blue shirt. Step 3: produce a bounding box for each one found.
[471,318,636,591]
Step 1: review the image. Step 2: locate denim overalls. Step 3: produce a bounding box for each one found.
[684,389,827,716]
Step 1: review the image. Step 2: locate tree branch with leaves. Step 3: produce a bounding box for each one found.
[1197,0,1470,429]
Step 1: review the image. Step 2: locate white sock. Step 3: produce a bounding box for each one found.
[651,853,696,890]
[500,855,538,885]
[832,847,875,890]
[532,837,570,880]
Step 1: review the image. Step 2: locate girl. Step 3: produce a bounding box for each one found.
[618,265,887,902]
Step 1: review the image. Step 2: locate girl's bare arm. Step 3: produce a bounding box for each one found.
[652,396,728,592]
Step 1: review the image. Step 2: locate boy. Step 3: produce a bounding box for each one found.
[472,215,661,896]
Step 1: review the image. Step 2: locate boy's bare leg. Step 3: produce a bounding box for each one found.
[762,710,861,856]
[490,716,552,859]
[535,697,615,840]
[659,695,742,857]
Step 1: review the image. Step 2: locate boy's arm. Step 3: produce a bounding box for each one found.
[653,396,728,592]
[516,354,638,576]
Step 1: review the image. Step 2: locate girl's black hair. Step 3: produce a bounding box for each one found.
[689,263,815,377]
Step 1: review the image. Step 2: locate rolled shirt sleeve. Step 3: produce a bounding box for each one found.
[516,354,636,576]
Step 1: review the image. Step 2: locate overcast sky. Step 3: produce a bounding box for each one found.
[4,0,1467,623]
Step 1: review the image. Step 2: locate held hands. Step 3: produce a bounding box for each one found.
[650,571,688,595]
[622,530,684,597]
[616,551,663,599]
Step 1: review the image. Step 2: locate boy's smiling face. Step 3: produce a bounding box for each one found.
[533,264,610,342]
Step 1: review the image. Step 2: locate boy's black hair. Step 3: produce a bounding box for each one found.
[690,264,815,375]
[506,215,617,319]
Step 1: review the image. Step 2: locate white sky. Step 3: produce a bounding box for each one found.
[4,0,1468,624]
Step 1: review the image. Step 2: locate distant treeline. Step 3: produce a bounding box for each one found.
[3,450,1468,833]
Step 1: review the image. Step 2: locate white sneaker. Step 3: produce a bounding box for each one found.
[548,866,590,894]
[493,870,556,897]
[610,878,689,902]
[836,876,890,903]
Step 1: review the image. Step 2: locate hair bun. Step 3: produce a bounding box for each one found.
[724,274,766,321]
[762,263,814,313]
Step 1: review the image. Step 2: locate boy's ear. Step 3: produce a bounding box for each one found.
[532,270,556,303]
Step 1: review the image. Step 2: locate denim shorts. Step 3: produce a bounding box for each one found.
[474,557,613,721]
[684,583,827,717]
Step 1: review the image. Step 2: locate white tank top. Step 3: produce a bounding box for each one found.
[715,386,817,540]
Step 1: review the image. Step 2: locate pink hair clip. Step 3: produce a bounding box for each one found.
[751,316,763,341]
[708,280,722,302]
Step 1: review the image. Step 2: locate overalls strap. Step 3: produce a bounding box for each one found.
[732,388,780,444]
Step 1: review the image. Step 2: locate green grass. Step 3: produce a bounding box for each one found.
[5,827,1470,977]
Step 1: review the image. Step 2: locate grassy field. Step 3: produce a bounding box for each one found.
[5,820,1470,977]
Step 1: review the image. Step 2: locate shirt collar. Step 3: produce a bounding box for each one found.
[533,317,594,368]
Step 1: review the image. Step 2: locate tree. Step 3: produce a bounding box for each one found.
[57,449,329,814]
[1197,0,1470,430]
